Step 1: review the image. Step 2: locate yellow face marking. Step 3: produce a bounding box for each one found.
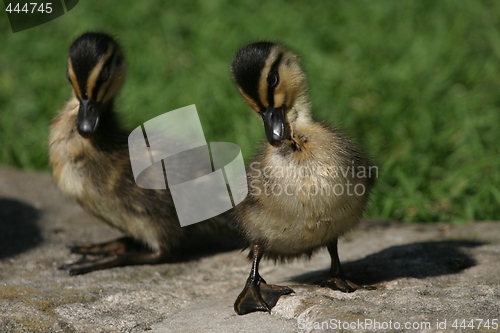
[86,44,115,100]
[275,52,304,111]
[258,66,269,109]
[67,59,82,99]
[99,52,125,103]
[237,86,261,113]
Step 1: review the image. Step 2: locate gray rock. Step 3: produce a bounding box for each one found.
[0,167,498,332]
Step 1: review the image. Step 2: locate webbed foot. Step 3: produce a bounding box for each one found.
[234,277,294,315]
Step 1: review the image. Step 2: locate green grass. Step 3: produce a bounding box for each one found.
[1,0,500,222]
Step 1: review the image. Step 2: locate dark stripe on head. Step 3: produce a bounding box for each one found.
[266,52,283,108]
[232,42,274,110]
[68,32,117,99]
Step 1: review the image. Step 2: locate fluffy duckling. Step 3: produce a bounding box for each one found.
[50,32,221,275]
[231,42,376,315]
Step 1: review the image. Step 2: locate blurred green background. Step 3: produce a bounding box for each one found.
[1,0,499,222]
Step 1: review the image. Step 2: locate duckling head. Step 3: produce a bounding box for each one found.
[67,32,126,138]
[232,42,310,147]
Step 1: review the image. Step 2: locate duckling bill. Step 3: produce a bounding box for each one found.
[231,42,376,315]
[50,32,223,275]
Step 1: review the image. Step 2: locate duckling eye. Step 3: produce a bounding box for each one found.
[99,67,110,82]
[267,72,279,88]
[115,55,123,67]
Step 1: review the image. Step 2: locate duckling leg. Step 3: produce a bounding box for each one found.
[58,237,169,275]
[59,250,168,275]
[234,243,294,315]
[67,236,141,256]
[321,239,375,292]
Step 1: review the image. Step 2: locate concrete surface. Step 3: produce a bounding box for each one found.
[0,166,499,332]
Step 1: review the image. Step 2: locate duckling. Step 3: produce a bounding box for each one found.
[231,42,376,315]
[50,32,222,275]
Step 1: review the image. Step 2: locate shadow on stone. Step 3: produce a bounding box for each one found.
[0,198,42,259]
[290,240,484,286]
[165,233,244,263]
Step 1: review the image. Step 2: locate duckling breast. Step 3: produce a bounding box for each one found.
[49,99,89,200]
[238,125,375,256]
